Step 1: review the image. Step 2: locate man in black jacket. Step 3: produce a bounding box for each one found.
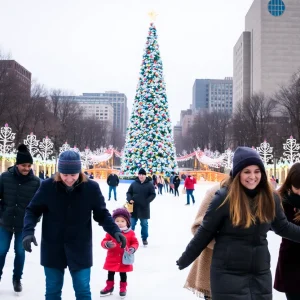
[126,168,156,246]
[0,144,40,292]
[107,172,119,201]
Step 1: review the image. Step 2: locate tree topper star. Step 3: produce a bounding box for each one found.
[148,10,158,21]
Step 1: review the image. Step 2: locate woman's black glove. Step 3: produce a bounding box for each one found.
[114,232,126,248]
[22,235,38,252]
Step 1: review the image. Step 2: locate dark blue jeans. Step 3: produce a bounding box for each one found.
[186,189,195,204]
[0,226,25,281]
[108,186,117,200]
[44,267,91,300]
[130,218,148,241]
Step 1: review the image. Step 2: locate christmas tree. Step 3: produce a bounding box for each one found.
[121,22,178,175]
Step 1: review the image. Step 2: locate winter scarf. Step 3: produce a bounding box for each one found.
[184,183,220,298]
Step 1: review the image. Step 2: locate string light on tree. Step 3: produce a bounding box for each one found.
[38,136,54,172]
[221,148,233,170]
[81,147,93,169]
[121,20,178,175]
[59,142,71,154]
[256,140,273,165]
[70,146,80,153]
[24,133,40,157]
[283,136,300,164]
[0,124,16,172]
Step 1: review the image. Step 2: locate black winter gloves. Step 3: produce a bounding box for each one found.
[22,235,38,252]
[176,260,184,270]
[114,232,126,248]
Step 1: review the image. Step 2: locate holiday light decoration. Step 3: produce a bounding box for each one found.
[121,22,178,175]
[221,148,234,169]
[24,133,40,156]
[59,142,71,153]
[0,124,16,171]
[256,140,273,165]
[283,136,300,164]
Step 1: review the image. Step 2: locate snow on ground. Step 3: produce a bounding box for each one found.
[0,181,285,299]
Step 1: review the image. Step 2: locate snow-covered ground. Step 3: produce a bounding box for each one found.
[0,181,285,299]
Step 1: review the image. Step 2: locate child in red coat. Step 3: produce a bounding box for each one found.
[100,208,139,298]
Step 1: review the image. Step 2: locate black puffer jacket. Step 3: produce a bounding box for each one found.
[177,187,300,300]
[107,174,119,187]
[0,166,40,232]
[126,177,156,219]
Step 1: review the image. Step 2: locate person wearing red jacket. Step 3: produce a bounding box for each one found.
[100,208,139,298]
[184,174,197,205]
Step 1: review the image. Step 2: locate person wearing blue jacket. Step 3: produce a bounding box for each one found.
[22,150,126,300]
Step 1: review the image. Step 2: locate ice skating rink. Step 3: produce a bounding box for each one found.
[0,181,285,299]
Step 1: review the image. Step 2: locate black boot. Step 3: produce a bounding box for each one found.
[142,239,148,246]
[13,280,22,292]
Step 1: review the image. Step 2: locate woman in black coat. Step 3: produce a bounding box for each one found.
[22,150,126,300]
[177,147,300,300]
[173,174,181,197]
[274,163,300,300]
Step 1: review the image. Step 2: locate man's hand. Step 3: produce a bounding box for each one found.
[129,200,134,204]
[114,232,126,248]
[22,235,38,253]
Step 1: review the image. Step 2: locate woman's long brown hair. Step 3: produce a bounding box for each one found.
[221,171,275,228]
[278,162,300,222]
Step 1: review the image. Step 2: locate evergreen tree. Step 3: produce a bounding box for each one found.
[121,22,178,175]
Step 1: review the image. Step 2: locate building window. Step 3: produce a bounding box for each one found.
[268,0,285,17]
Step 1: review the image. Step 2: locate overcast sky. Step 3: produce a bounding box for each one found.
[0,0,253,125]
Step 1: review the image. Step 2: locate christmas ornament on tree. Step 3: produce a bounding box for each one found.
[121,21,178,175]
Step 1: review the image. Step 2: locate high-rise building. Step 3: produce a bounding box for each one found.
[0,60,31,96]
[71,91,128,135]
[192,78,233,114]
[80,103,114,127]
[233,0,300,109]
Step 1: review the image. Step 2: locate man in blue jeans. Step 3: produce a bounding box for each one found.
[107,172,119,201]
[0,144,40,292]
[126,168,156,245]
[22,150,126,299]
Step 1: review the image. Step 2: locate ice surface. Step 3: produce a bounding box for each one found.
[0,181,285,299]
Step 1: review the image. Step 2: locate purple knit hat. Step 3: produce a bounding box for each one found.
[112,208,131,227]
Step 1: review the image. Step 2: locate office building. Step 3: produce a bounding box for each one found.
[192,78,233,114]
[233,0,300,109]
[71,91,128,135]
[0,60,31,96]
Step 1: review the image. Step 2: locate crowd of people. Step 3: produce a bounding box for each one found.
[2,144,300,300]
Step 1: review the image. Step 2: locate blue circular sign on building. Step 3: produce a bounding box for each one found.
[268,0,286,16]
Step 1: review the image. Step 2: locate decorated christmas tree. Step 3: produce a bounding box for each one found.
[121,22,178,175]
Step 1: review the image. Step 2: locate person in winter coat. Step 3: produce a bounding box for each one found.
[177,147,300,300]
[100,208,139,298]
[173,174,181,197]
[156,175,165,195]
[107,173,119,201]
[126,168,156,246]
[184,183,221,300]
[169,172,175,194]
[22,150,126,300]
[274,163,300,300]
[184,174,196,205]
[0,144,40,293]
